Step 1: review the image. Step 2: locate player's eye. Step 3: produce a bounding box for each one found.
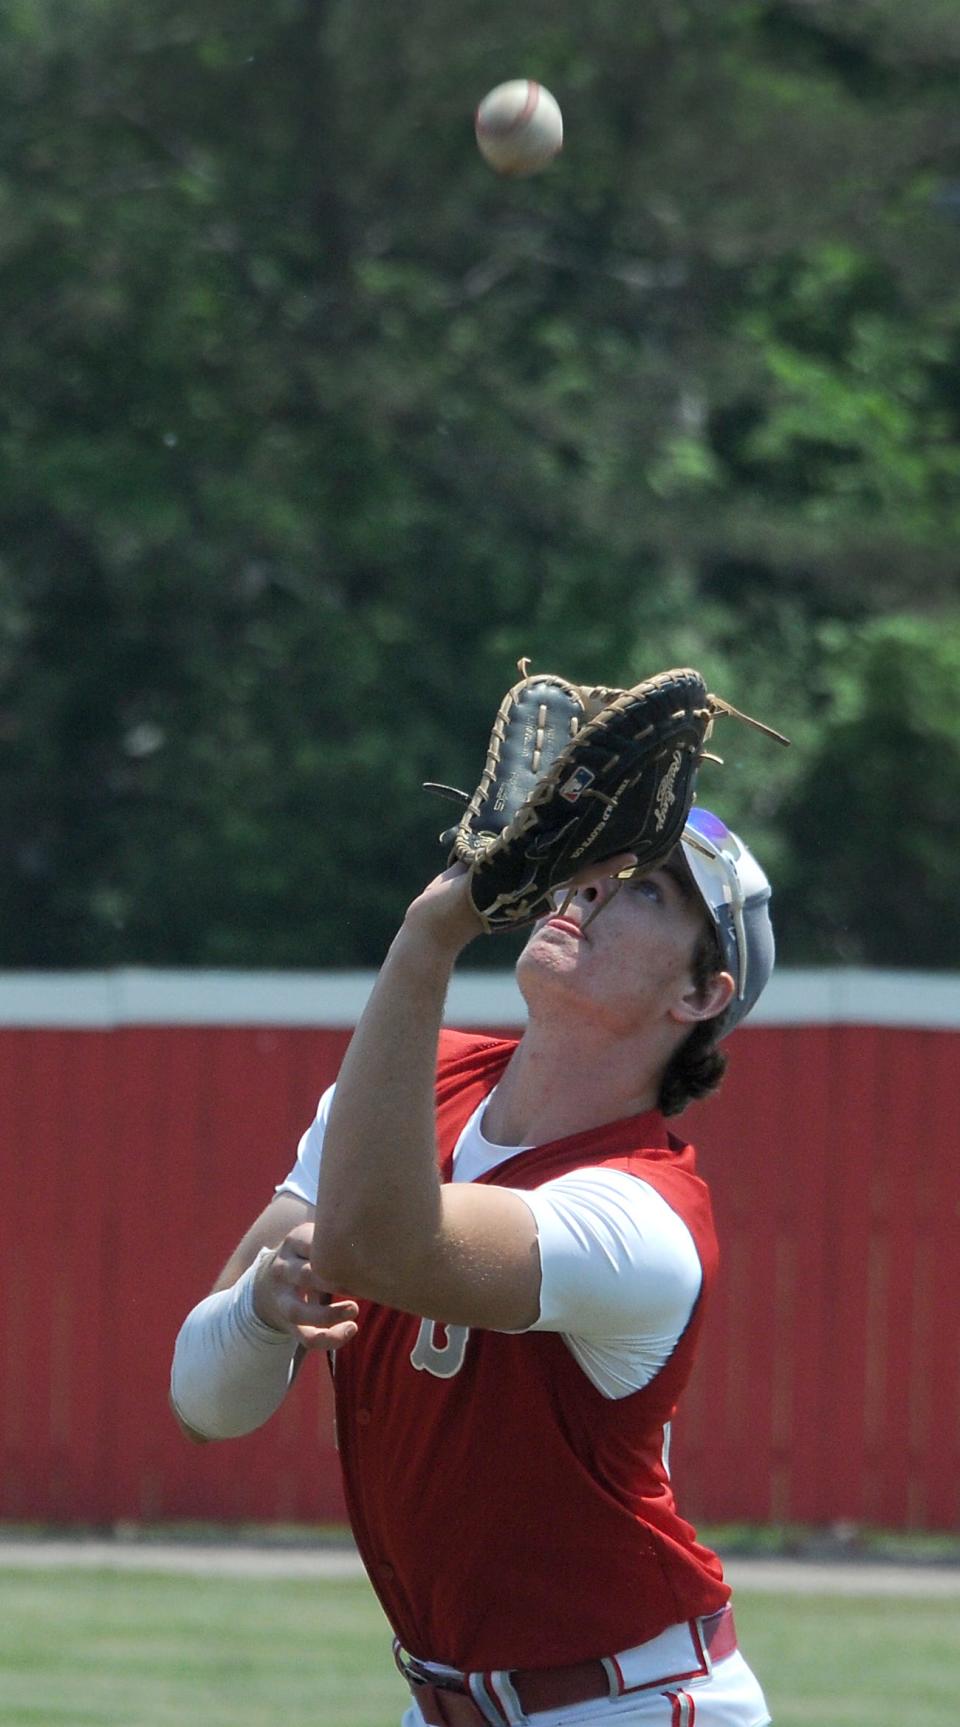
[625,876,662,903]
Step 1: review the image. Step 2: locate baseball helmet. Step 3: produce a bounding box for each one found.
[680,806,775,1037]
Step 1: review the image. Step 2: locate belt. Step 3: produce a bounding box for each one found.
[398,1605,737,1726]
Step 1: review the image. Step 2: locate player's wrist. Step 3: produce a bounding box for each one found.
[398,872,483,958]
[250,1246,289,1334]
[390,924,471,986]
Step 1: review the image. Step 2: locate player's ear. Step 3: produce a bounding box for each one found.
[670,970,735,1028]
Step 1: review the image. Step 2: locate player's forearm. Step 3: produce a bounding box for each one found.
[310,922,462,1299]
[170,1253,300,1441]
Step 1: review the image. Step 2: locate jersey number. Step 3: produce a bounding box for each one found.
[410,1319,471,1379]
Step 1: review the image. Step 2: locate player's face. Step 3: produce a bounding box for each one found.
[517,856,712,1036]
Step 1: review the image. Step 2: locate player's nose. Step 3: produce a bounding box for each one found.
[568,876,621,926]
[569,873,625,931]
[578,873,619,906]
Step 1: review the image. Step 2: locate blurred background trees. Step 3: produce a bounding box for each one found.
[1,0,959,968]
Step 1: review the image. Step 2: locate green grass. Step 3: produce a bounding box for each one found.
[734,1593,956,1727]
[0,1569,956,1726]
[0,1572,408,1727]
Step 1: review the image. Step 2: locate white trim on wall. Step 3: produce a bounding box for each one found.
[0,968,959,1030]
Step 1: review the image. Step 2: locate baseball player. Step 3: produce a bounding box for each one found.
[171,803,774,1726]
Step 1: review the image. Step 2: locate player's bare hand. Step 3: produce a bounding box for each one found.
[253,1222,359,1351]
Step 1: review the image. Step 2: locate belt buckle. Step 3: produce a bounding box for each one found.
[395,1641,463,1693]
[394,1642,506,1727]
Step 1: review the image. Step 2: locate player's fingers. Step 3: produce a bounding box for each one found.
[289,1256,334,1295]
[567,851,637,888]
[261,1250,353,1320]
[293,1292,358,1324]
[296,1318,359,1352]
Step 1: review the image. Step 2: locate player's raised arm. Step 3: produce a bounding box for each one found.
[308,862,533,1324]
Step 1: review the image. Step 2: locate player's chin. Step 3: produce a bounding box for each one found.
[522,918,558,955]
[517,925,583,984]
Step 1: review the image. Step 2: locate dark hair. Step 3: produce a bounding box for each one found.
[657,918,730,1118]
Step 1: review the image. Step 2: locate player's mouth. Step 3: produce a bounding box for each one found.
[544,915,586,941]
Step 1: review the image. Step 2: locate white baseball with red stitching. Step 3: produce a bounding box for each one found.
[474,80,564,176]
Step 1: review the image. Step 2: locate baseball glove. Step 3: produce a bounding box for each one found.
[426,660,787,934]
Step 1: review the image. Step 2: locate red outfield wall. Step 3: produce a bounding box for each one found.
[1,969,958,1531]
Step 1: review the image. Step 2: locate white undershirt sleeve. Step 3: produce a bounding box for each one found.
[170,1251,300,1439]
[274,1083,336,1205]
[510,1169,703,1399]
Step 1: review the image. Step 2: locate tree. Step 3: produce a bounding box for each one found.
[775,614,960,967]
[1,1,958,964]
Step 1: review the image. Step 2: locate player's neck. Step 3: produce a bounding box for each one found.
[482,1020,663,1147]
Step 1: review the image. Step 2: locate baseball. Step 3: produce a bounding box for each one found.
[474,80,563,177]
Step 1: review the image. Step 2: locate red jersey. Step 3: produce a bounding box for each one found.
[332,1031,729,1672]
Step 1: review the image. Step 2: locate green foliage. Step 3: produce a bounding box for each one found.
[1,1,958,965]
[777,613,960,966]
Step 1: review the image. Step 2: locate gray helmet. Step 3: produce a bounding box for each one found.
[680,807,775,1037]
